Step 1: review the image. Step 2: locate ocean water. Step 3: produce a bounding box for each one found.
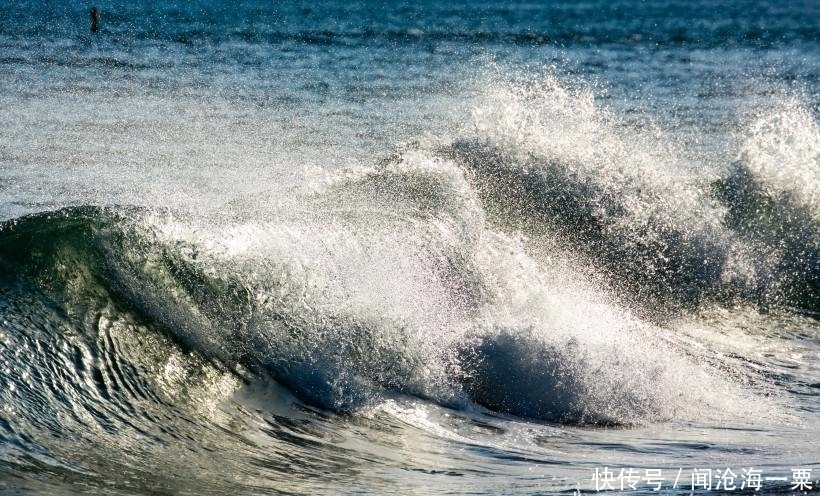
[0,1,818,494]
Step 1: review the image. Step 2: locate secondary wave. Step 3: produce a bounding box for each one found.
[444,75,819,315]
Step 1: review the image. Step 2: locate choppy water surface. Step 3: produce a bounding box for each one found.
[0,1,818,494]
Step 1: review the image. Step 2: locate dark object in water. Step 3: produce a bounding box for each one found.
[90,7,100,33]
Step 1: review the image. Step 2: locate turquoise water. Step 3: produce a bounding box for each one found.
[0,1,818,494]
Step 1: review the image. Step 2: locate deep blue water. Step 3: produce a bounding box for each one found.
[0,1,818,494]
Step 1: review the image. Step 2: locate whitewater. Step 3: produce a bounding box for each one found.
[0,1,818,494]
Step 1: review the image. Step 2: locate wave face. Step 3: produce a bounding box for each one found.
[714,104,820,311]
[443,80,820,315]
[1,1,818,491]
[1,86,817,487]
[1,79,818,492]
[2,124,805,421]
[0,199,730,426]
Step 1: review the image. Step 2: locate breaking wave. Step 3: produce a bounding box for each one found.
[445,76,819,314]
[0,77,813,473]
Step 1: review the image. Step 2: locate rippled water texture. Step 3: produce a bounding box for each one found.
[0,1,818,494]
